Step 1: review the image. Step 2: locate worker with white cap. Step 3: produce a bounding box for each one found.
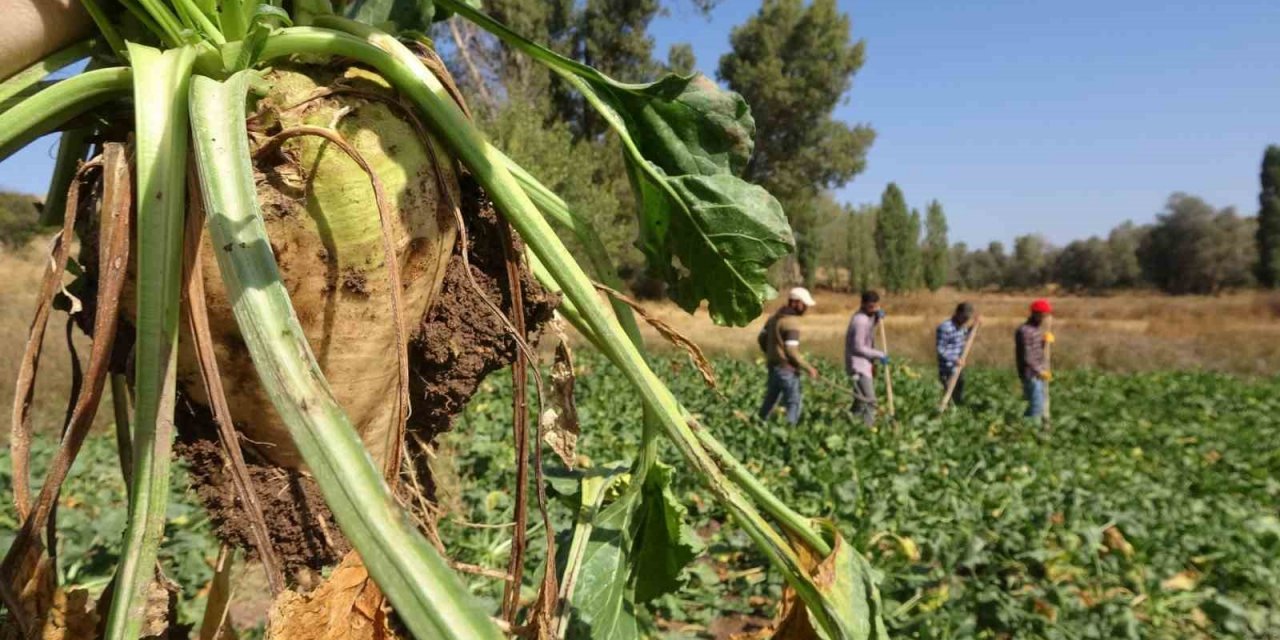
[756,287,820,425]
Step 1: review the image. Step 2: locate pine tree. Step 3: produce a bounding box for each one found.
[874,183,912,292]
[719,0,875,285]
[667,43,696,74]
[922,200,949,291]
[1259,145,1280,288]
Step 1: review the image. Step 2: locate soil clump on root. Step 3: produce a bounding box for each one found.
[174,176,556,574]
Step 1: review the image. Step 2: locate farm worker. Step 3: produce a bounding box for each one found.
[1016,298,1055,420]
[756,287,820,425]
[937,302,976,405]
[845,290,887,425]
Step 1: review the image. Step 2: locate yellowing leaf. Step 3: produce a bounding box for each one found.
[742,523,888,640]
[1160,570,1200,592]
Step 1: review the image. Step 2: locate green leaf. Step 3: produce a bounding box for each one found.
[438,0,794,326]
[342,0,469,32]
[567,462,701,637]
[632,462,702,603]
[653,172,792,327]
[103,42,195,640]
[566,477,642,640]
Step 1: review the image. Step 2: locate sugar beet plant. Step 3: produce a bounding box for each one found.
[0,0,886,638]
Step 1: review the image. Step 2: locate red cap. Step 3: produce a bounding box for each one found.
[1030,299,1053,314]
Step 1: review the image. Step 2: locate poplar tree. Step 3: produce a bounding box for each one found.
[1258,145,1280,288]
[922,200,949,291]
[874,183,913,292]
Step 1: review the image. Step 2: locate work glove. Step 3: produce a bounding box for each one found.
[1040,370,1053,382]
[875,309,886,320]
[1044,331,1056,344]
[880,356,891,366]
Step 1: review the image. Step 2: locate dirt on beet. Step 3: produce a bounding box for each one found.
[174,175,557,575]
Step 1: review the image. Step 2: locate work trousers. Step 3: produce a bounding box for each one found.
[759,365,803,425]
[939,368,966,406]
[850,372,877,425]
[1022,376,1045,419]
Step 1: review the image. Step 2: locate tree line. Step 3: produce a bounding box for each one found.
[814,171,1275,295]
[4,0,1277,298]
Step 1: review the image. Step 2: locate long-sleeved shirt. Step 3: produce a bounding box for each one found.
[1015,322,1047,379]
[936,319,970,377]
[760,307,809,370]
[845,311,885,377]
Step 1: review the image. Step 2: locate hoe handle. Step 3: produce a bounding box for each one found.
[1043,316,1053,425]
[878,320,895,418]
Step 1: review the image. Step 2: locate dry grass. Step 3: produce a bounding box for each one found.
[630,288,1280,377]
[4,238,1279,450]
[0,239,115,445]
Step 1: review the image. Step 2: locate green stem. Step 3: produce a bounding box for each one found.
[512,163,827,556]
[0,67,132,161]
[39,127,94,226]
[0,40,96,105]
[79,0,131,55]
[187,69,501,640]
[530,253,827,556]
[133,0,188,45]
[103,43,194,640]
[688,416,829,554]
[500,155,642,346]
[263,23,840,636]
[110,373,134,505]
[501,154,662,483]
[172,0,227,44]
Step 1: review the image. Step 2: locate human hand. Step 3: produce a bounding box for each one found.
[1044,331,1056,344]
[806,365,819,379]
[1040,370,1053,382]
[957,357,966,368]
[880,356,891,367]
[875,309,886,320]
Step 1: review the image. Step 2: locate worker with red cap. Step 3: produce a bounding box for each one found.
[1015,299,1055,421]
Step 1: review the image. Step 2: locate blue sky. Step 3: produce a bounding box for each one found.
[2,1,1278,246]
[649,0,1280,245]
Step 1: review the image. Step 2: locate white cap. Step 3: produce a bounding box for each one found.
[788,287,816,307]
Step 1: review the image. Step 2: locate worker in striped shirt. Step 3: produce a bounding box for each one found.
[936,303,976,405]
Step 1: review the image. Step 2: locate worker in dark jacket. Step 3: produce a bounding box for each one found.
[1015,299,1054,420]
[757,288,819,424]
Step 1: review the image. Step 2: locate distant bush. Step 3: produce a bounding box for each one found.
[0,191,45,249]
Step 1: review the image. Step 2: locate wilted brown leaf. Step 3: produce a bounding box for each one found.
[0,551,98,640]
[267,552,403,640]
[41,588,100,640]
[732,527,886,640]
[594,283,717,389]
[541,327,580,469]
[1102,525,1134,559]
[1033,598,1058,623]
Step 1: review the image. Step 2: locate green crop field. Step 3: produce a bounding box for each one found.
[4,353,1279,638]
[441,354,1280,639]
